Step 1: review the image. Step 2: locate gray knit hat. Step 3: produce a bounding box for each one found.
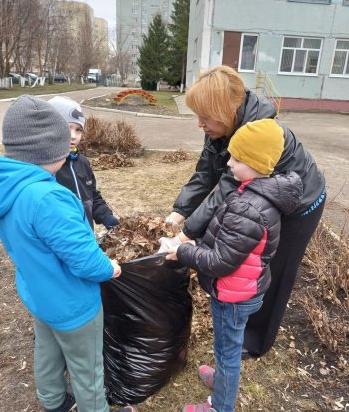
[2,95,71,165]
[48,96,85,128]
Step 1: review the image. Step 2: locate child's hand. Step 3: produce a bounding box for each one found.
[158,235,182,254]
[166,247,179,261]
[165,239,196,261]
[111,259,122,278]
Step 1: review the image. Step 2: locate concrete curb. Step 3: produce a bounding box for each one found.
[81,104,194,120]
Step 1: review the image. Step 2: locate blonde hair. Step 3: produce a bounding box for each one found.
[186,66,245,133]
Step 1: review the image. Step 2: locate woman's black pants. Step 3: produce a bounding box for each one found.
[244,201,325,356]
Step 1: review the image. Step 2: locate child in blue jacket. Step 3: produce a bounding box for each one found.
[0,96,135,412]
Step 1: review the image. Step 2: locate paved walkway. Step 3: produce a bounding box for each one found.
[174,94,194,115]
[1,88,348,233]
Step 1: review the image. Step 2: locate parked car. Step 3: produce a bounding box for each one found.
[53,73,68,83]
[87,68,102,83]
[25,72,38,84]
[8,72,28,85]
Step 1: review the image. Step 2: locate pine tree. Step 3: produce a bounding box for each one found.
[166,0,190,90]
[138,14,169,90]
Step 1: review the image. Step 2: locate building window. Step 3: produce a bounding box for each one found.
[287,0,331,4]
[238,34,258,72]
[279,36,322,75]
[331,39,349,77]
[343,0,349,5]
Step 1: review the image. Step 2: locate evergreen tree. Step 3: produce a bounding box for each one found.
[166,0,190,90]
[138,14,169,90]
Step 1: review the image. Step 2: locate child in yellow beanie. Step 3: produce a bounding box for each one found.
[164,118,303,412]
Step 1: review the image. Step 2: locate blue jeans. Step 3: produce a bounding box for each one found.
[211,295,264,412]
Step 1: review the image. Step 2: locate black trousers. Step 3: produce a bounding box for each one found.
[244,200,326,356]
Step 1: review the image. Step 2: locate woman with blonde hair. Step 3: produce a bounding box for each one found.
[164,64,325,366]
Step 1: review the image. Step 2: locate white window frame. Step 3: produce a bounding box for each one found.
[238,33,259,73]
[278,35,323,76]
[287,0,331,3]
[330,39,349,78]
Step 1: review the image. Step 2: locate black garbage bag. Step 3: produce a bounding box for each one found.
[102,253,192,406]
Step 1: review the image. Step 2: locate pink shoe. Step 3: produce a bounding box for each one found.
[198,365,215,389]
[182,402,216,412]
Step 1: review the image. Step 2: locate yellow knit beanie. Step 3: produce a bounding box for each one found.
[228,119,284,175]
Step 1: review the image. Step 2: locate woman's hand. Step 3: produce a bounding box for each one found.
[165,212,185,232]
[111,259,122,278]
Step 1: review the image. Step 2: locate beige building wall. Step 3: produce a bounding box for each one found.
[94,17,109,71]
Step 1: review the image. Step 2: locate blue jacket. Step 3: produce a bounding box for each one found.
[0,157,114,331]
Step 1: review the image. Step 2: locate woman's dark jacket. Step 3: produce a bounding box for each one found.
[173,90,325,239]
[177,172,303,302]
[56,153,116,229]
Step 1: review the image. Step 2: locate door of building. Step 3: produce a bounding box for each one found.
[222,31,242,70]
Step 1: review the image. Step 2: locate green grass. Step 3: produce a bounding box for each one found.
[151,91,181,112]
[0,83,96,100]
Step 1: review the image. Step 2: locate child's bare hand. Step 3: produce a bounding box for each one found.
[111,259,122,278]
[166,247,179,261]
[165,239,196,261]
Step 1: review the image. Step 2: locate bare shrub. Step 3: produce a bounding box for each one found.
[81,116,143,157]
[301,221,349,355]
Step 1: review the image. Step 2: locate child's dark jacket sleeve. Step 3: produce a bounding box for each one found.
[177,200,265,279]
[83,158,116,227]
[89,169,115,226]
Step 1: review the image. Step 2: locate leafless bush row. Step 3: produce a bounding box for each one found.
[301,221,349,355]
[0,0,107,78]
[81,116,143,159]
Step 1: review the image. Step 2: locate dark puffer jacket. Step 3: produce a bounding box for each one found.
[177,172,303,303]
[173,90,325,239]
[56,153,117,229]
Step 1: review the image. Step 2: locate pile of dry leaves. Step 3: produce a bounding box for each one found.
[100,215,173,263]
[90,153,134,170]
[161,149,191,163]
